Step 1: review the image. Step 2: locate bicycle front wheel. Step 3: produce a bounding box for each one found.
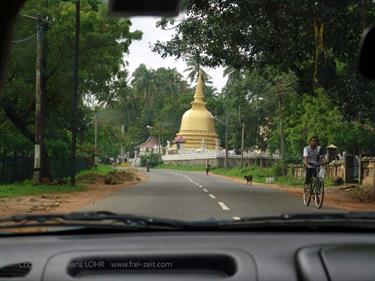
[314,177,324,209]
[303,182,312,207]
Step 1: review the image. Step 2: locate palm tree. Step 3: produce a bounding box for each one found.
[162,68,183,97]
[131,64,156,105]
[184,54,211,84]
[223,66,245,87]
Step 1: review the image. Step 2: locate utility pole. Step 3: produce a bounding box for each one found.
[33,16,46,185]
[214,115,228,169]
[158,125,161,154]
[225,111,228,169]
[120,123,125,159]
[277,84,285,175]
[241,122,245,169]
[94,113,98,166]
[70,0,80,186]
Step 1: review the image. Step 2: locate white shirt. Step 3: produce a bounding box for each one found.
[303,145,321,165]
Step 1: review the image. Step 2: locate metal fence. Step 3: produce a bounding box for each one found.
[0,156,88,184]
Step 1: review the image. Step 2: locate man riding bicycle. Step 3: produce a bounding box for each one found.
[303,136,325,191]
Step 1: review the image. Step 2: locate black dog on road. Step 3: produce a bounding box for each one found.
[244,175,253,186]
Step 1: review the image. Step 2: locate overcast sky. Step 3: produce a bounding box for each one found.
[124,17,226,91]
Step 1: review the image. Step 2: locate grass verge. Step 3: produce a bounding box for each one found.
[0,164,116,198]
[0,181,86,198]
[156,163,205,171]
[76,164,116,178]
[156,163,333,187]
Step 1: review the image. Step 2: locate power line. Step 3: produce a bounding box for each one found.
[12,33,36,44]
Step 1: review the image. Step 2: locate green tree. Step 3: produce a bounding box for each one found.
[1,0,141,180]
[269,89,375,159]
[113,65,194,154]
[184,54,211,84]
[223,66,245,87]
[153,0,375,123]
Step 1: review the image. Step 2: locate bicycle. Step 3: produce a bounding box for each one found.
[303,164,325,209]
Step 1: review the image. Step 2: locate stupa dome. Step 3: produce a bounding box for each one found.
[176,72,218,150]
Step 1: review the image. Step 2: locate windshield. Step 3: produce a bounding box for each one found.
[1,0,375,233]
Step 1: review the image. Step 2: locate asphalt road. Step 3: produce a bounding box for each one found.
[84,169,342,221]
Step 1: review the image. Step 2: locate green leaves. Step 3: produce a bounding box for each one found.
[218,64,375,158]
[183,54,212,84]
[108,64,194,154]
[153,0,375,124]
[270,88,375,158]
[1,0,141,158]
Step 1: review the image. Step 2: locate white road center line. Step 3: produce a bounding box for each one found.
[233,217,241,221]
[218,201,230,211]
[178,174,205,191]
[209,194,216,199]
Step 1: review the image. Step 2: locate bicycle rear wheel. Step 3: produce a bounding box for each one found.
[303,182,312,207]
[314,177,324,209]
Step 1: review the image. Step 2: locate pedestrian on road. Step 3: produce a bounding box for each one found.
[206,160,211,175]
[146,159,150,173]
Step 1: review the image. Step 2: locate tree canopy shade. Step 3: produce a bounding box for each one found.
[2,0,375,184]
[0,0,141,160]
[5,54,372,164]
[155,1,370,71]
[153,0,375,124]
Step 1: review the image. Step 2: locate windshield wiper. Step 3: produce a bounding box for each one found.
[0,211,194,231]
[214,212,375,229]
[240,212,375,222]
[2,211,375,234]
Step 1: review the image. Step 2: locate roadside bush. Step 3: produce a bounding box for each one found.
[333,176,344,186]
[140,152,163,167]
[212,166,272,181]
[271,162,284,176]
[353,185,375,202]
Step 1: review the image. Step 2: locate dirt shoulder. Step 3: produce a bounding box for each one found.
[211,173,375,212]
[0,168,147,218]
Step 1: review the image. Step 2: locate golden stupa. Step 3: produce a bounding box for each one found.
[176,72,218,150]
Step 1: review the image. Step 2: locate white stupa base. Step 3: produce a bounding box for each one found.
[162,149,223,161]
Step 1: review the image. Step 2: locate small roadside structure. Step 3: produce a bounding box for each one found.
[136,135,161,155]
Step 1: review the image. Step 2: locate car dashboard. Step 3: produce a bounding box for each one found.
[1,230,375,281]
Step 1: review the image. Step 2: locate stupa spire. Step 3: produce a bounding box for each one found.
[192,71,205,108]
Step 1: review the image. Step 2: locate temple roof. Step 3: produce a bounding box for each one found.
[136,135,160,149]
